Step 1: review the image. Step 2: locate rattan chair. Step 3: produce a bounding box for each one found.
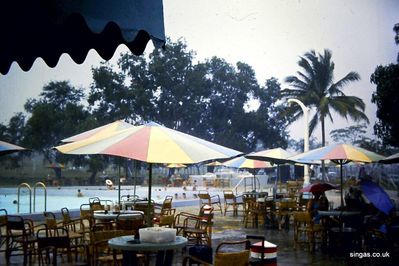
[293,211,325,252]
[5,215,37,265]
[223,190,244,216]
[198,191,222,214]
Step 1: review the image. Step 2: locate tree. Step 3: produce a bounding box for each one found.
[282,49,369,145]
[23,81,89,164]
[371,64,399,147]
[329,123,367,145]
[281,49,368,180]
[288,136,321,152]
[90,38,289,152]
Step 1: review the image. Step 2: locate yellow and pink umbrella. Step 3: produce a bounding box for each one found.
[55,122,241,223]
[223,155,272,191]
[61,120,134,143]
[245,148,293,196]
[223,155,272,169]
[289,143,385,208]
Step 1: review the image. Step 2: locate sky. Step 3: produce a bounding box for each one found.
[0,0,398,145]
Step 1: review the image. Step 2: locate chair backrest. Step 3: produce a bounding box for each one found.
[44,211,57,229]
[0,209,7,227]
[6,215,26,231]
[116,212,145,233]
[61,207,71,223]
[214,240,250,266]
[223,190,235,203]
[293,211,313,228]
[198,191,211,203]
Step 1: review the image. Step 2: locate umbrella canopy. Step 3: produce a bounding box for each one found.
[379,152,399,164]
[245,148,293,196]
[0,0,165,74]
[300,182,338,194]
[290,143,385,209]
[55,122,241,224]
[62,120,134,143]
[56,122,241,164]
[245,148,293,165]
[0,140,28,156]
[206,161,223,167]
[290,143,385,165]
[223,155,272,169]
[359,180,394,215]
[166,163,187,168]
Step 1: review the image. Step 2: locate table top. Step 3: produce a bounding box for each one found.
[93,210,144,220]
[108,235,188,251]
[318,210,362,217]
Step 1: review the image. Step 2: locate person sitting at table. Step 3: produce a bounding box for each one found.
[307,192,328,224]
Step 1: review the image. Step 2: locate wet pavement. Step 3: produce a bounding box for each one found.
[2,190,399,265]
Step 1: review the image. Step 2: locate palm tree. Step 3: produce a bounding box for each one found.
[281,49,369,179]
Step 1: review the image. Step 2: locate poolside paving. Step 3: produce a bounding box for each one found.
[1,189,398,265]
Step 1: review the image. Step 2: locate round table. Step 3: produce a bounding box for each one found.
[108,235,187,266]
[93,210,144,221]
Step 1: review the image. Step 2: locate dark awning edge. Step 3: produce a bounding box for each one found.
[0,0,165,75]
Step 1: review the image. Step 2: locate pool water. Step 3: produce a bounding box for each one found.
[0,185,221,214]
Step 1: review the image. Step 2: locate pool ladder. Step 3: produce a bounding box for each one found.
[17,182,47,213]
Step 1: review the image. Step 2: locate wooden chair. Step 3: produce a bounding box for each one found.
[174,205,213,235]
[90,228,125,266]
[5,215,37,265]
[274,199,298,230]
[293,211,325,252]
[223,190,244,216]
[36,226,87,265]
[183,206,214,246]
[198,191,223,214]
[183,239,250,266]
[153,196,176,227]
[0,209,8,254]
[243,197,262,228]
[116,212,145,234]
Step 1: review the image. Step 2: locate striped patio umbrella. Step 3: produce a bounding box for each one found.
[55,122,241,224]
[0,140,28,156]
[61,120,134,143]
[166,163,187,168]
[223,155,272,191]
[245,148,293,197]
[223,155,272,169]
[289,143,385,208]
[379,152,399,164]
[206,161,223,166]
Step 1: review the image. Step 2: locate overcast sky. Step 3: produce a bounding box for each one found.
[0,0,398,144]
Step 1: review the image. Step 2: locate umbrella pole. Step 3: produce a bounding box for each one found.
[118,160,121,205]
[147,163,153,226]
[340,162,344,209]
[133,160,137,197]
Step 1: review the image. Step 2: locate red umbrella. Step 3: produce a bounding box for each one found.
[300,182,338,194]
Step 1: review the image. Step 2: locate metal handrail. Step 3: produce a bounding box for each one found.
[233,175,260,195]
[17,183,32,213]
[33,182,47,213]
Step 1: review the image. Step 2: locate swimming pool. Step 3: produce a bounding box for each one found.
[0,185,222,214]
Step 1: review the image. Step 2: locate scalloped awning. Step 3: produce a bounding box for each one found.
[0,0,165,74]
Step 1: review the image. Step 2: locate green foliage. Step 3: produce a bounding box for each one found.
[330,123,367,144]
[23,81,89,162]
[89,39,288,152]
[288,137,321,152]
[371,64,399,147]
[281,49,368,146]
